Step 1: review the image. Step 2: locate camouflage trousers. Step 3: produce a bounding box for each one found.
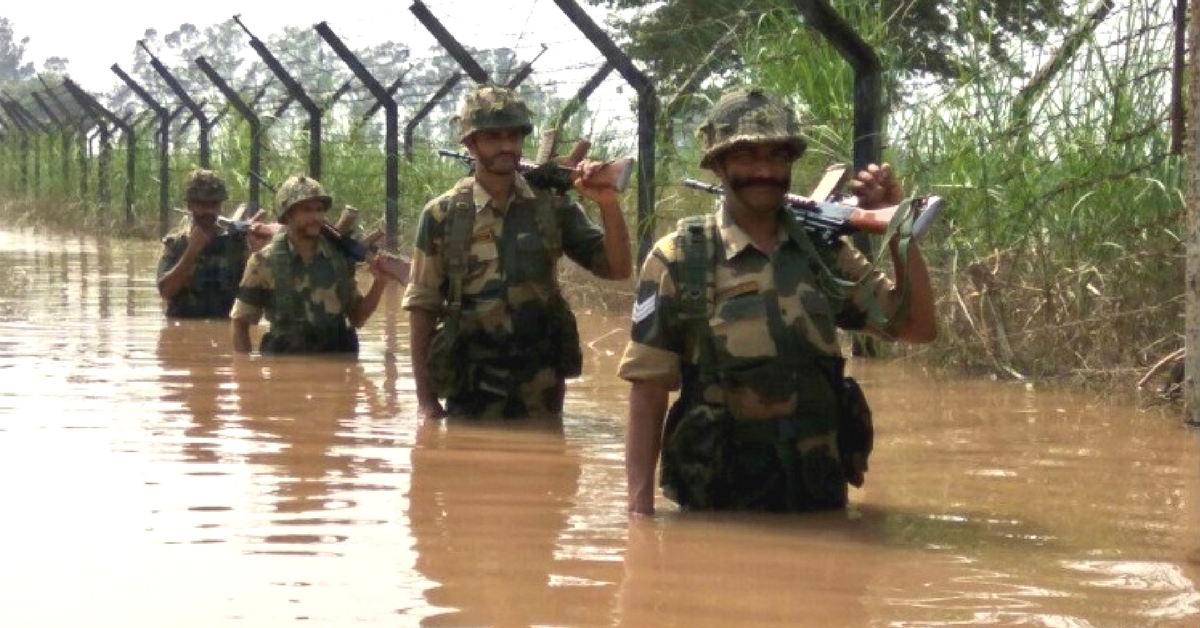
[445,359,565,419]
[660,403,848,512]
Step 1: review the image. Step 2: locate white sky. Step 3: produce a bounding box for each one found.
[6,0,634,116]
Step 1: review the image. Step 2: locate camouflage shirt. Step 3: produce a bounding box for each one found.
[401,174,609,417]
[617,204,899,420]
[156,221,250,319]
[230,231,362,331]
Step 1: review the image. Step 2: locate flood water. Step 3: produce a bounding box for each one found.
[0,226,1196,628]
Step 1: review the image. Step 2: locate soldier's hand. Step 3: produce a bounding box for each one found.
[572,159,620,206]
[849,163,903,209]
[245,221,276,253]
[185,224,212,253]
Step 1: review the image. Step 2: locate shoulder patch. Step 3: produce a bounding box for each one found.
[631,294,657,324]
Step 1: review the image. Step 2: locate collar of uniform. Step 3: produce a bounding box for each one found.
[282,229,334,260]
[470,173,537,216]
[716,205,790,259]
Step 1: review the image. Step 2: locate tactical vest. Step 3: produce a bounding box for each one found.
[437,180,580,372]
[673,208,850,397]
[259,231,358,354]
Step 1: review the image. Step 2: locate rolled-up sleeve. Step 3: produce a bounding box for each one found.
[230,251,272,323]
[401,202,447,314]
[617,241,684,388]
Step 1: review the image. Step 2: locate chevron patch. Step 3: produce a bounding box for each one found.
[631,295,656,324]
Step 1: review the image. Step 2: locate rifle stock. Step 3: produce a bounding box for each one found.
[682,179,945,241]
[437,143,634,193]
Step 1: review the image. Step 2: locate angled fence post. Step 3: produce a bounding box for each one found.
[791,0,883,356]
[112,63,172,236]
[552,0,658,262]
[6,99,46,197]
[548,61,614,156]
[195,56,265,212]
[30,91,71,197]
[409,0,491,84]
[140,41,211,167]
[39,77,92,200]
[403,73,462,161]
[363,73,408,121]
[315,21,402,248]
[64,78,135,223]
[235,15,323,178]
[0,102,29,194]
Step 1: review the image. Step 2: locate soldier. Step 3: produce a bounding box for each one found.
[157,169,250,318]
[402,84,633,419]
[619,87,937,515]
[231,175,391,355]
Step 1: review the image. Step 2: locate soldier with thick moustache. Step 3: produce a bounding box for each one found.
[231,175,390,355]
[402,85,633,420]
[619,87,938,515]
[157,169,251,319]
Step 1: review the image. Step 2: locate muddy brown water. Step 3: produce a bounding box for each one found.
[0,227,1196,627]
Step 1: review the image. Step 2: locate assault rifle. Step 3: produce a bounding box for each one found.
[437,138,634,194]
[172,207,272,238]
[682,178,945,242]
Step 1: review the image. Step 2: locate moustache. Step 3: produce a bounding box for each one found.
[729,177,790,192]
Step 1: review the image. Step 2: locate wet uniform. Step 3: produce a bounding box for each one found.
[402,174,609,418]
[618,205,902,511]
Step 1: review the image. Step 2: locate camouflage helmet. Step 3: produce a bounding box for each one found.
[457,85,533,142]
[274,175,332,221]
[696,87,807,170]
[184,168,228,203]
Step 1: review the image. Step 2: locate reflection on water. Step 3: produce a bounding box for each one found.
[0,226,1197,627]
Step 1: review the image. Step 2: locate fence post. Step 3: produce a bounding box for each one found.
[409,0,491,84]
[234,15,323,179]
[30,91,71,198]
[790,0,883,356]
[64,78,135,222]
[0,103,28,194]
[315,21,402,248]
[140,41,211,168]
[363,74,408,121]
[195,56,265,213]
[39,77,91,200]
[6,99,45,198]
[551,0,658,263]
[403,73,463,161]
[548,62,614,157]
[112,63,172,236]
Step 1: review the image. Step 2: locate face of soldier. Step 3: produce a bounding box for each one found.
[466,128,525,176]
[716,142,796,215]
[188,200,223,230]
[284,198,328,241]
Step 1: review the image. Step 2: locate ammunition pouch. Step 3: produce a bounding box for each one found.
[836,376,874,488]
[427,322,468,399]
[261,321,358,354]
[659,401,734,509]
[548,295,582,378]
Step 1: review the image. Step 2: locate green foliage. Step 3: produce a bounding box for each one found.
[0,17,34,85]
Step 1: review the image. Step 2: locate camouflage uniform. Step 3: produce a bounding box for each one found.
[617,87,900,512]
[230,175,362,354]
[403,85,612,419]
[402,174,609,418]
[157,170,249,319]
